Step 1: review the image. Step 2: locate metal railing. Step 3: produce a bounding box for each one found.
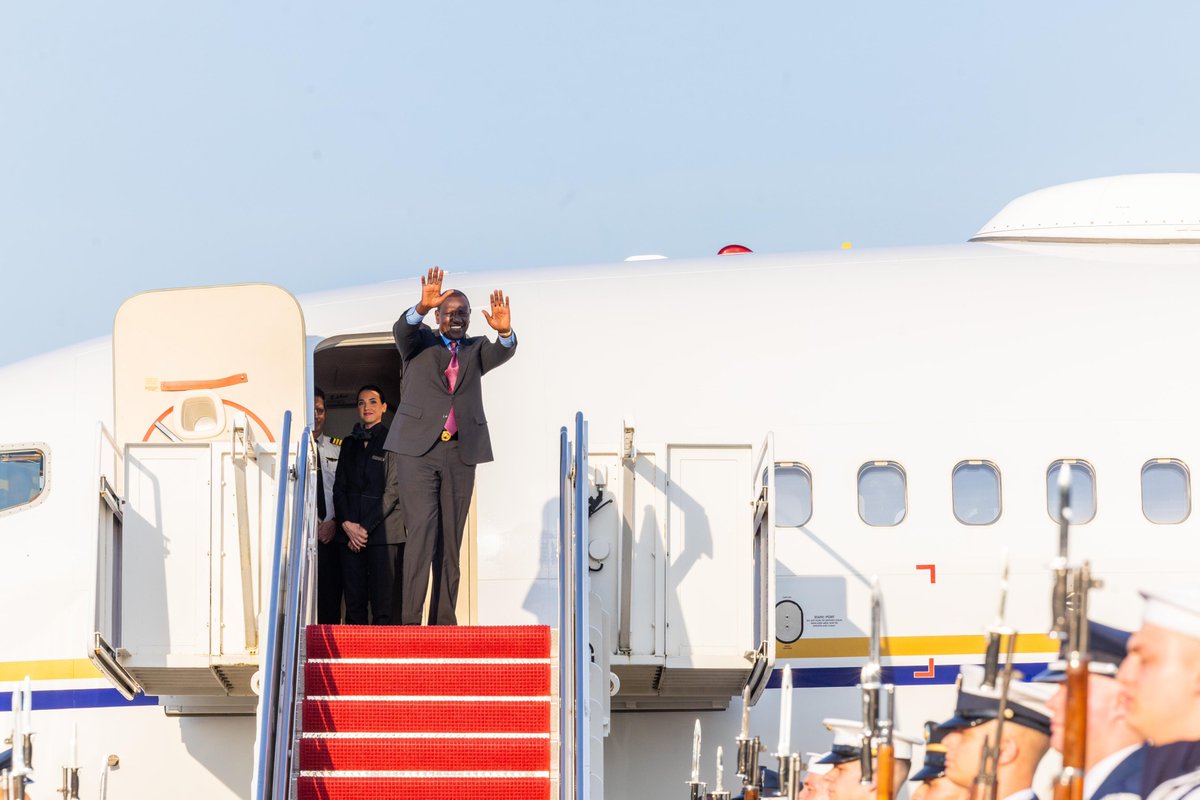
[251,411,318,800]
[559,412,590,800]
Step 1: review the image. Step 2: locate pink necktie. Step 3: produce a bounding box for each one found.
[444,341,459,435]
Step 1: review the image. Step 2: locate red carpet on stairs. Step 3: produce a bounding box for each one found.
[296,625,555,800]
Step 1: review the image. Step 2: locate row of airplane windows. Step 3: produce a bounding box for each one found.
[1,447,1191,529]
[773,458,1192,528]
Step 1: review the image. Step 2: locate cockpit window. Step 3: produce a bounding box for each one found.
[0,449,47,514]
[1141,459,1190,524]
[1047,460,1096,524]
[774,463,813,527]
[952,461,1002,525]
[858,461,907,526]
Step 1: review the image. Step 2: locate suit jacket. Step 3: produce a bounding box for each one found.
[332,424,405,545]
[381,451,404,540]
[382,313,517,465]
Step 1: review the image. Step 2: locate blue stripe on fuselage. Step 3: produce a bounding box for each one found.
[766,663,1050,688]
[0,688,159,710]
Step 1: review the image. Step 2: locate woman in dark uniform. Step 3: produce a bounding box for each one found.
[333,385,404,624]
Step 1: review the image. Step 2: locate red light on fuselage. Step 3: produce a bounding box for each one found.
[718,244,753,255]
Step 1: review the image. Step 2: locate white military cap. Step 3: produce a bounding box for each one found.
[937,664,1054,736]
[805,753,833,776]
[1140,587,1200,640]
[1006,677,1055,722]
[815,718,920,764]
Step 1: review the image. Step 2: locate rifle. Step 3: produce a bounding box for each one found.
[687,718,706,800]
[1049,465,1101,800]
[971,631,1018,800]
[735,684,763,800]
[982,551,1011,690]
[860,580,896,800]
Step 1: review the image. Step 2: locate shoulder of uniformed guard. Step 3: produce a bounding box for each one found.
[332,437,343,446]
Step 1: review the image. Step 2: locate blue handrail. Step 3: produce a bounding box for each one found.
[252,414,317,800]
[558,413,590,800]
[558,427,572,799]
[573,412,589,800]
[272,423,313,795]
[253,410,293,800]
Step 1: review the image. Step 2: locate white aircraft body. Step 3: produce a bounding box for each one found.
[2,173,1200,798]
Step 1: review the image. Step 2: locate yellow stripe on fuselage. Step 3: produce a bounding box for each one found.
[0,659,102,682]
[777,633,1058,659]
[1,635,1058,680]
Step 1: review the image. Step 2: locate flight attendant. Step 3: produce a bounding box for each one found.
[333,385,405,625]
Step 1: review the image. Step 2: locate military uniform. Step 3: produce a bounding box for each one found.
[815,718,919,800]
[1138,589,1200,800]
[936,664,1054,800]
[316,433,342,624]
[1032,620,1145,800]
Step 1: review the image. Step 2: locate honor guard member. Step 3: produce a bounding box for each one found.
[818,718,920,800]
[938,664,1055,800]
[799,753,832,800]
[1118,588,1200,800]
[1033,621,1145,800]
[911,722,969,800]
[314,388,344,624]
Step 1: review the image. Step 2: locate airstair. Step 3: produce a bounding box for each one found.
[251,414,589,800]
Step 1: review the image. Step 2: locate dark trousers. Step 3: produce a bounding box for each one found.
[397,440,475,625]
[341,540,403,625]
[316,538,344,624]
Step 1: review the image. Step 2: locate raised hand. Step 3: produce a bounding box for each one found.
[481,289,512,334]
[416,266,453,314]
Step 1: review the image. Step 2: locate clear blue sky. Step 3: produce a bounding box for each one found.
[3,2,1198,365]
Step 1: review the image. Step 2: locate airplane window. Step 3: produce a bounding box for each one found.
[952,461,1001,525]
[0,449,46,514]
[1046,460,1096,525]
[858,462,906,526]
[774,464,813,527]
[1141,459,1190,524]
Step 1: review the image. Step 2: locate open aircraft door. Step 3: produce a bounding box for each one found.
[92,284,307,703]
[591,428,776,710]
[746,433,777,704]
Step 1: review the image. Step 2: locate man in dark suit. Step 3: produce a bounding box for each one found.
[384,266,517,625]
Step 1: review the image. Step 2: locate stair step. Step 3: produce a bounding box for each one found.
[302,698,551,734]
[296,775,550,800]
[304,661,551,697]
[299,736,550,771]
[306,625,551,659]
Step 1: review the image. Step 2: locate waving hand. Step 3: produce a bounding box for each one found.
[481,289,512,335]
[416,267,453,314]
